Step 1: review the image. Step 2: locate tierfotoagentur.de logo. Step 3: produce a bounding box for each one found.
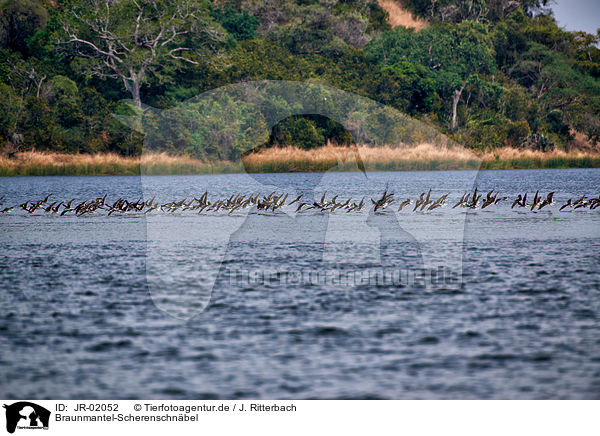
[3,403,50,434]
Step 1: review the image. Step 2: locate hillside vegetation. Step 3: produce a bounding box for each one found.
[0,0,599,161]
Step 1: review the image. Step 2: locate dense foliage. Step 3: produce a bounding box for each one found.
[0,0,598,158]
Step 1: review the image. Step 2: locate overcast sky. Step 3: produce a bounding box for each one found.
[551,0,599,35]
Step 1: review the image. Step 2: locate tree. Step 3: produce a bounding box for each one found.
[367,22,496,129]
[402,0,552,22]
[380,61,435,113]
[571,31,600,78]
[0,50,50,153]
[213,8,259,41]
[0,0,47,54]
[510,43,577,106]
[57,0,227,107]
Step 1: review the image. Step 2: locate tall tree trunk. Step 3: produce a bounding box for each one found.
[123,77,142,108]
[36,76,46,98]
[451,83,466,130]
[131,80,142,108]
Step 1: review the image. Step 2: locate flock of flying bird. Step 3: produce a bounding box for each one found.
[0,188,599,217]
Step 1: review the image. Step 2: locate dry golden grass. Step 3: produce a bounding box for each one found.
[139,152,240,174]
[1,145,600,176]
[242,143,481,172]
[0,151,140,176]
[0,151,125,167]
[0,151,240,176]
[568,129,600,153]
[378,0,428,30]
[479,147,600,170]
[243,143,480,172]
[242,143,600,172]
[486,147,591,161]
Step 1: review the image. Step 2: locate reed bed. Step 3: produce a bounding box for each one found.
[0,151,241,176]
[0,151,139,176]
[243,144,482,172]
[479,147,600,170]
[140,153,242,175]
[0,145,599,177]
[242,144,600,172]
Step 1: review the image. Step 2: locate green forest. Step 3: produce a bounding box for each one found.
[0,0,599,160]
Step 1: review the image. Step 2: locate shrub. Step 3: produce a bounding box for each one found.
[506,120,531,147]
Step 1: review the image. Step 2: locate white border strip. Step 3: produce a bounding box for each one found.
[0,400,597,436]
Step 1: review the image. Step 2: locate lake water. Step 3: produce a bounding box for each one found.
[0,169,599,399]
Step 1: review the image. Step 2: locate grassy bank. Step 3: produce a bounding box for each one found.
[242,144,600,172]
[478,147,600,170]
[0,152,242,176]
[0,145,599,176]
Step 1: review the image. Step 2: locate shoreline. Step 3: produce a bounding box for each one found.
[1,145,599,177]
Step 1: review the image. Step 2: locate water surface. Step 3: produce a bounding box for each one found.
[0,169,599,399]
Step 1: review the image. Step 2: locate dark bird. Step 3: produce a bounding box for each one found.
[398,198,411,211]
[289,194,303,206]
[296,202,309,212]
[428,193,449,211]
[52,201,63,213]
[511,194,522,209]
[419,189,432,211]
[453,193,468,208]
[538,192,554,210]
[467,188,480,208]
[372,189,394,212]
[530,191,540,211]
[413,193,425,211]
[559,199,572,211]
[482,190,497,209]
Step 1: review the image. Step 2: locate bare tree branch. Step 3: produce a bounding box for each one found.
[57,0,226,107]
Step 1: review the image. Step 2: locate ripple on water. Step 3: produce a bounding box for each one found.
[86,340,133,353]
[1,170,600,399]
